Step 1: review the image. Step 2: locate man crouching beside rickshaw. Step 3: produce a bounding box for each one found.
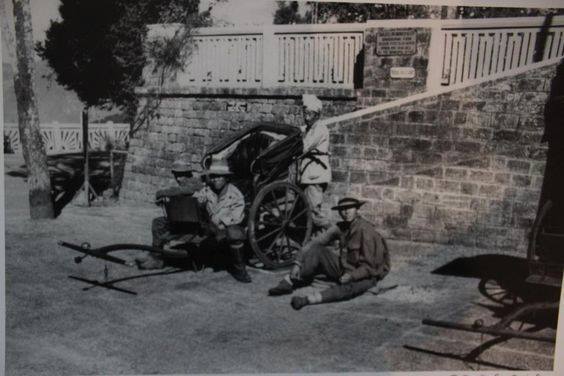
[268,196,390,309]
[135,155,252,283]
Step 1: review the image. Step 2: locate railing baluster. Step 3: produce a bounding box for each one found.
[550,31,561,59]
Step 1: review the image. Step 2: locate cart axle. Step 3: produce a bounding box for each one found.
[422,318,556,343]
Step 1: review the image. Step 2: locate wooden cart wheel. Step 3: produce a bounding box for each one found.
[248,181,312,269]
[479,278,523,306]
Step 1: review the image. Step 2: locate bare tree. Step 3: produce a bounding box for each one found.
[11,0,54,219]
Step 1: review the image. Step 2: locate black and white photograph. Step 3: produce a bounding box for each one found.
[1,0,564,374]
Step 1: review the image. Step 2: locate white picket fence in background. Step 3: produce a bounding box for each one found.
[147,15,564,91]
[3,122,130,155]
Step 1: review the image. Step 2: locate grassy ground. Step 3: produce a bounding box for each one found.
[3,154,560,375]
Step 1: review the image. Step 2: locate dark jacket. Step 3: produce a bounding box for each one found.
[311,216,390,281]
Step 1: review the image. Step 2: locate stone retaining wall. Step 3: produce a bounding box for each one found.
[324,63,556,251]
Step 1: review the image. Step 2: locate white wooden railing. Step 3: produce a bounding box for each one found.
[147,16,564,91]
[148,24,365,89]
[3,122,130,155]
[437,16,564,86]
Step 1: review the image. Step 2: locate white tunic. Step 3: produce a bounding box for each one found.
[299,121,331,185]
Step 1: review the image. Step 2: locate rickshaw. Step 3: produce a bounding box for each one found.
[59,122,314,282]
[421,199,562,344]
[199,121,313,269]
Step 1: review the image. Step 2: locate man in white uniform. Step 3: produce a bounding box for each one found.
[299,94,331,230]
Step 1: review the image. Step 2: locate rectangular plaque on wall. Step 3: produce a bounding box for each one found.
[376,29,417,56]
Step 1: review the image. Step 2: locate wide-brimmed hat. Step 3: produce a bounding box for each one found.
[203,158,233,176]
[331,196,366,210]
[171,153,192,173]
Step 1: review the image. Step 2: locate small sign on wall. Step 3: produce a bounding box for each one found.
[226,101,248,112]
[390,67,416,79]
[376,29,417,56]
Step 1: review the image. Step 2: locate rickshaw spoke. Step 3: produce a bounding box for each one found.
[256,218,280,227]
[285,233,291,253]
[260,203,280,219]
[283,185,290,219]
[266,229,284,256]
[285,196,299,221]
[287,225,308,230]
[269,191,280,209]
[257,227,283,242]
[289,207,308,223]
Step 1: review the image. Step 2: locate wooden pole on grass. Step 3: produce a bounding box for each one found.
[82,107,90,206]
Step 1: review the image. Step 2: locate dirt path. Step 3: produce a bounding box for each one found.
[4,156,559,375]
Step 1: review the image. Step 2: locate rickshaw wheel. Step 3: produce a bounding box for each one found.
[478,278,524,306]
[248,181,312,269]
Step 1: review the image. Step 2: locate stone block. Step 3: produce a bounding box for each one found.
[525,146,547,160]
[512,174,531,187]
[494,173,510,184]
[531,161,546,175]
[350,171,367,184]
[434,140,453,152]
[346,134,371,145]
[493,113,521,129]
[415,177,434,190]
[479,184,502,196]
[445,168,467,180]
[461,100,487,111]
[515,78,546,92]
[462,128,492,141]
[368,171,390,184]
[435,111,454,126]
[361,185,384,200]
[418,167,443,178]
[469,170,493,182]
[330,133,345,144]
[425,111,438,123]
[454,141,482,153]
[506,159,530,174]
[389,112,406,122]
[331,146,348,158]
[396,123,418,136]
[407,111,426,123]
[493,130,521,142]
[461,182,478,195]
[400,176,415,189]
[332,170,349,183]
[441,99,461,111]
[379,177,400,186]
[437,180,461,194]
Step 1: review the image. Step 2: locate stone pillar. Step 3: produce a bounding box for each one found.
[360,27,432,107]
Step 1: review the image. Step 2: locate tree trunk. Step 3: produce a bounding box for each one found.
[440,6,459,19]
[12,0,54,219]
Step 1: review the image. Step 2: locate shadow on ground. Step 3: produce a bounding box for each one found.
[5,152,126,217]
[433,254,561,307]
[403,254,561,370]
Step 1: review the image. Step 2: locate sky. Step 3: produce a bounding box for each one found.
[1,0,61,63]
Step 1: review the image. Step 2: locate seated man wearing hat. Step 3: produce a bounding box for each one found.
[137,157,252,284]
[299,94,331,231]
[140,153,200,267]
[268,196,390,310]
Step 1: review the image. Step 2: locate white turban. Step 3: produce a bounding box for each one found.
[302,94,322,113]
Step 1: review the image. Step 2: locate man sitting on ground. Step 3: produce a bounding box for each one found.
[268,196,390,309]
[136,158,251,283]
